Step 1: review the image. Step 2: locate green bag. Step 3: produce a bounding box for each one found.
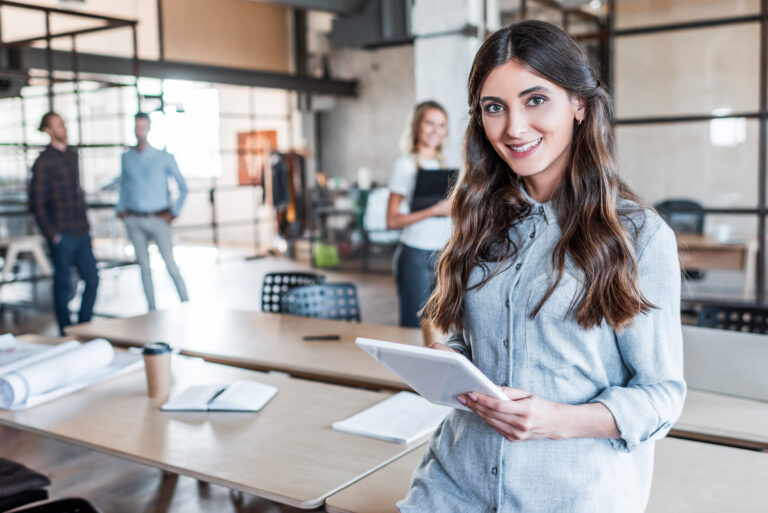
[312,242,340,268]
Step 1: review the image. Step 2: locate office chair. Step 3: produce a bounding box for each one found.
[361,187,401,272]
[280,282,361,322]
[261,272,325,313]
[654,198,706,280]
[0,457,50,512]
[697,304,768,334]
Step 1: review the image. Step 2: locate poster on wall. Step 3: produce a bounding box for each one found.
[237,130,278,186]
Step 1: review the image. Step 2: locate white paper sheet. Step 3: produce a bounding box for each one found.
[0,338,143,410]
[332,391,450,443]
[0,334,81,375]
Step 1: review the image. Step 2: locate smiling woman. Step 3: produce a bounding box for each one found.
[398,20,686,513]
[386,101,453,329]
[480,61,584,200]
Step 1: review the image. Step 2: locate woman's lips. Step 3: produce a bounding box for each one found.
[506,138,542,158]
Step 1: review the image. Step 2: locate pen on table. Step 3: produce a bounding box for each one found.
[302,335,341,341]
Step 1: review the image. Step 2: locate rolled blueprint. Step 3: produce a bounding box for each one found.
[0,339,114,409]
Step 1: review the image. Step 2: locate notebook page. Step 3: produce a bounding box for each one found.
[208,380,278,411]
[161,384,225,411]
[332,391,450,443]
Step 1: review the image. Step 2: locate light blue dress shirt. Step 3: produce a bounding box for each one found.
[398,191,686,513]
[116,145,188,217]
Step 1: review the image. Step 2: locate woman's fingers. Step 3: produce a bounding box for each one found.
[463,395,530,430]
[473,410,528,441]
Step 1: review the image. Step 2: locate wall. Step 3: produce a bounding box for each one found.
[614,0,761,238]
[318,44,415,186]
[1,0,159,59]
[161,0,291,71]
[0,0,291,70]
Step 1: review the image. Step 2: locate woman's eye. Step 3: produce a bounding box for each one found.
[527,95,547,107]
[483,103,503,114]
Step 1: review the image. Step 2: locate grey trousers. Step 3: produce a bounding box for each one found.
[123,216,189,311]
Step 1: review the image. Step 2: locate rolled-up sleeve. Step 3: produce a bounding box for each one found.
[590,221,686,452]
[444,331,472,360]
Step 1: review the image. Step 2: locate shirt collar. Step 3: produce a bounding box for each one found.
[131,144,156,155]
[519,183,557,225]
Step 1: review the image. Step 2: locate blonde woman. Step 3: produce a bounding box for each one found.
[386,101,452,329]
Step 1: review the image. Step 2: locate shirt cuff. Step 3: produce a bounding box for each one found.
[444,333,471,359]
[590,385,669,453]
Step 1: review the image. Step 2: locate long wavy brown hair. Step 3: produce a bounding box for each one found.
[425,20,654,333]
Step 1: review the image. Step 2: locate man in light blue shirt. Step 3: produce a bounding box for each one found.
[116,112,189,311]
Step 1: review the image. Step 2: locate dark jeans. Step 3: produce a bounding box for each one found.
[393,244,439,328]
[48,233,99,335]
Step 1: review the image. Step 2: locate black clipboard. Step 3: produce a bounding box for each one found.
[410,168,458,212]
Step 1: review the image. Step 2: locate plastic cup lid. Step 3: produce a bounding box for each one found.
[142,342,172,355]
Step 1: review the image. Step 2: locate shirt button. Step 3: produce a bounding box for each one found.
[530,231,535,238]
[502,381,508,387]
[502,338,508,348]
[538,206,544,214]
[491,466,498,475]
[505,298,510,308]
[515,263,521,271]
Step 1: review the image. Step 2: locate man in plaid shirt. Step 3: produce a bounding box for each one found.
[29,112,99,335]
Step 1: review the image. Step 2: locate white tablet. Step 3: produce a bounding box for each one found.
[356,337,508,411]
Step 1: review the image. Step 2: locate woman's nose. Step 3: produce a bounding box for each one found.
[506,110,529,138]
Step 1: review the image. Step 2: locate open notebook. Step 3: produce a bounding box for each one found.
[161,380,278,412]
[332,391,450,443]
[0,335,142,410]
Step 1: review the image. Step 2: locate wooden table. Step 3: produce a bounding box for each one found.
[0,351,425,509]
[66,304,421,390]
[325,437,768,513]
[676,233,756,298]
[671,389,768,451]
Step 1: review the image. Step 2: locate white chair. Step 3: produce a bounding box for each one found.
[0,235,53,284]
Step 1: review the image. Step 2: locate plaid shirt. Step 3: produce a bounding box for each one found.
[29,145,90,240]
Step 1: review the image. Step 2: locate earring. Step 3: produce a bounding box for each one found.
[577,118,583,126]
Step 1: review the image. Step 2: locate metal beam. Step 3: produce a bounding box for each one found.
[575,14,762,41]
[17,48,358,96]
[4,22,120,47]
[248,0,368,15]
[618,112,761,125]
[0,0,136,26]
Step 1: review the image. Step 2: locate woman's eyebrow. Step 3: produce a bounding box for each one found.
[480,96,505,103]
[519,85,552,97]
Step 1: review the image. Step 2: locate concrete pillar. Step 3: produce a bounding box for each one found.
[411,0,500,166]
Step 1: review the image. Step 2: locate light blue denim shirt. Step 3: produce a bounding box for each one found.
[116,146,188,217]
[398,192,686,513]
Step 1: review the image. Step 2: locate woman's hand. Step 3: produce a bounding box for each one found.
[386,194,451,229]
[428,342,458,353]
[458,388,568,441]
[458,388,620,442]
[429,199,450,217]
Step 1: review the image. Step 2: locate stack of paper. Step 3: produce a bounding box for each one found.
[0,335,142,410]
[332,391,451,443]
[161,380,278,412]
